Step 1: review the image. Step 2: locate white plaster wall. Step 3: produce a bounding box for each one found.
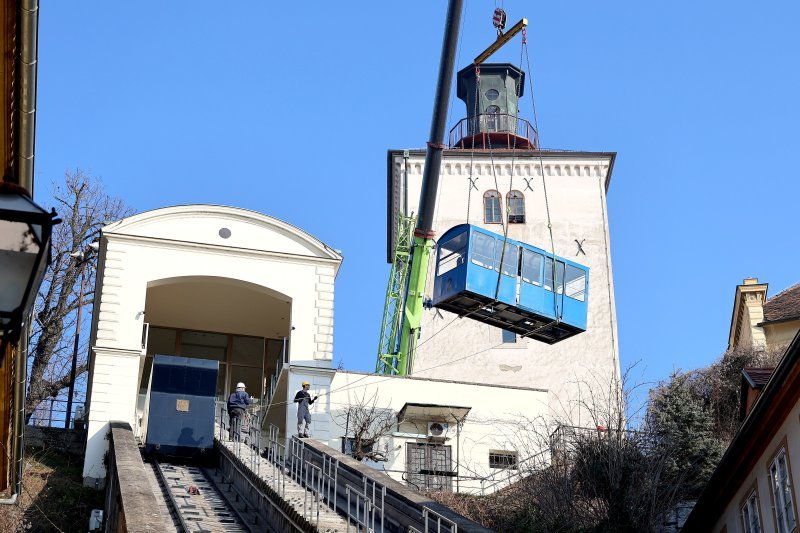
[395,153,620,423]
[82,206,341,485]
[713,399,800,532]
[766,322,799,352]
[326,371,549,494]
[285,367,334,443]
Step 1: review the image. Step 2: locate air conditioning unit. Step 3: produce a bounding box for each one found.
[427,422,450,439]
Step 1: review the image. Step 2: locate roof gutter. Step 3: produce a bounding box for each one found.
[757,316,800,328]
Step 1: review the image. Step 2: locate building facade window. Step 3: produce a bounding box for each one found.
[489,450,518,469]
[406,443,453,492]
[502,329,516,344]
[342,437,374,456]
[770,447,797,533]
[740,488,762,533]
[507,191,525,223]
[484,190,502,224]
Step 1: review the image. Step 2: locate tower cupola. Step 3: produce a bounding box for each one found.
[450,63,538,149]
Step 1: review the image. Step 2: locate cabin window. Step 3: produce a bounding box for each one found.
[740,489,762,533]
[502,330,516,344]
[499,244,519,277]
[437,232,468,275]
[522,249,543,286]
[484,191,502,224]
[565,265,587,302]
[770,448,797,533]
[544,257,565,294]
[489,450,518,469]
[150,363,217,397]
[507,191,525,223]
[471,232,497,270]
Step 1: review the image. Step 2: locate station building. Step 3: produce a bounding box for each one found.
[82,205,340,486]
[82,204,547,492]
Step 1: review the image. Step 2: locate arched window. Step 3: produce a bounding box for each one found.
[483,190,502,224]
[507,191,525,224]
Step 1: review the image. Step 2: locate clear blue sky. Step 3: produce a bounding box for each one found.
[35,1,800,389]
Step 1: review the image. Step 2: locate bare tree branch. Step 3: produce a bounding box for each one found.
[25,170,133,423]
[334,390,396,463]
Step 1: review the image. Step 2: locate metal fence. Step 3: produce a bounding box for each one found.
[27,398,88,429]
[215,409,462,532]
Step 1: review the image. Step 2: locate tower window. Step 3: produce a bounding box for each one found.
[485,89,500,101]
[483,191,502,224]
[507,191,525,223]
[486,105,500,114]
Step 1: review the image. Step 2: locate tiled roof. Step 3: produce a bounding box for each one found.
[742,367,775,388]
[763,283,800,323]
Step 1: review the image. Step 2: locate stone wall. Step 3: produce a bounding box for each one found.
[24,426,86,456]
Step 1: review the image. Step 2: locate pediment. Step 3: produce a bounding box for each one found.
[104,205,342,262]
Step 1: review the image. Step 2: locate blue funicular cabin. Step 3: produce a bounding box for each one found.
[145,355,219,459]
[432,224,589,344]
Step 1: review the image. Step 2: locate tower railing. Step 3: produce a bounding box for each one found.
[448,113,539,149]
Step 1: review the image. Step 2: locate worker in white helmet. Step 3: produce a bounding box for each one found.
[227,382,251,441]
[294,381,318,438]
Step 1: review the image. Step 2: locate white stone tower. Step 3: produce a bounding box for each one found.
[386,62,620,424]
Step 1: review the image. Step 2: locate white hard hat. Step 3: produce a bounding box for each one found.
[236,382,246,389]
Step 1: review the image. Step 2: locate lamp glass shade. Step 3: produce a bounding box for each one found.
[0,190,52,333]
[0,220,41,312]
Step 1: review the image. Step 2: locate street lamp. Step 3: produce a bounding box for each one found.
[64,241,98,429]
[0,181,59,341]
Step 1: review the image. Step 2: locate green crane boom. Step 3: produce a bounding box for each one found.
[376,213,415,374]
[376,0,464,375]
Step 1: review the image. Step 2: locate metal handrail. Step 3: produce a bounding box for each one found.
[363,476,386,532]
[422,506,459,533]
[346,485,372,532]
[448,113,539,149]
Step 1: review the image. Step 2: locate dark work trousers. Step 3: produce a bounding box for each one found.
[228,408,245,440]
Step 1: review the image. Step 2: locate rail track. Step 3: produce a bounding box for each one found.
[150,460,266,532]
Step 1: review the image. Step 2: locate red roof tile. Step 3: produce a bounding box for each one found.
[742,367,775,388]
[764,283,800,323]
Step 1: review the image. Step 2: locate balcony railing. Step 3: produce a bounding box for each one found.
[449,113,539,149]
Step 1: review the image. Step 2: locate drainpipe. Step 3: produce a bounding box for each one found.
[3,0,40,504]
[17,0,38,193]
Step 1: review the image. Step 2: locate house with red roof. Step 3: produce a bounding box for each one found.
[683,280,800,532]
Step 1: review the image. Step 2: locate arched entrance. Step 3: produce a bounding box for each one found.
[135,276,292,436]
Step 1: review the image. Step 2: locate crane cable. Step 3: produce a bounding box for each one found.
[465,59,481,224]
[523,26,562,324]
[490,34,526,302]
